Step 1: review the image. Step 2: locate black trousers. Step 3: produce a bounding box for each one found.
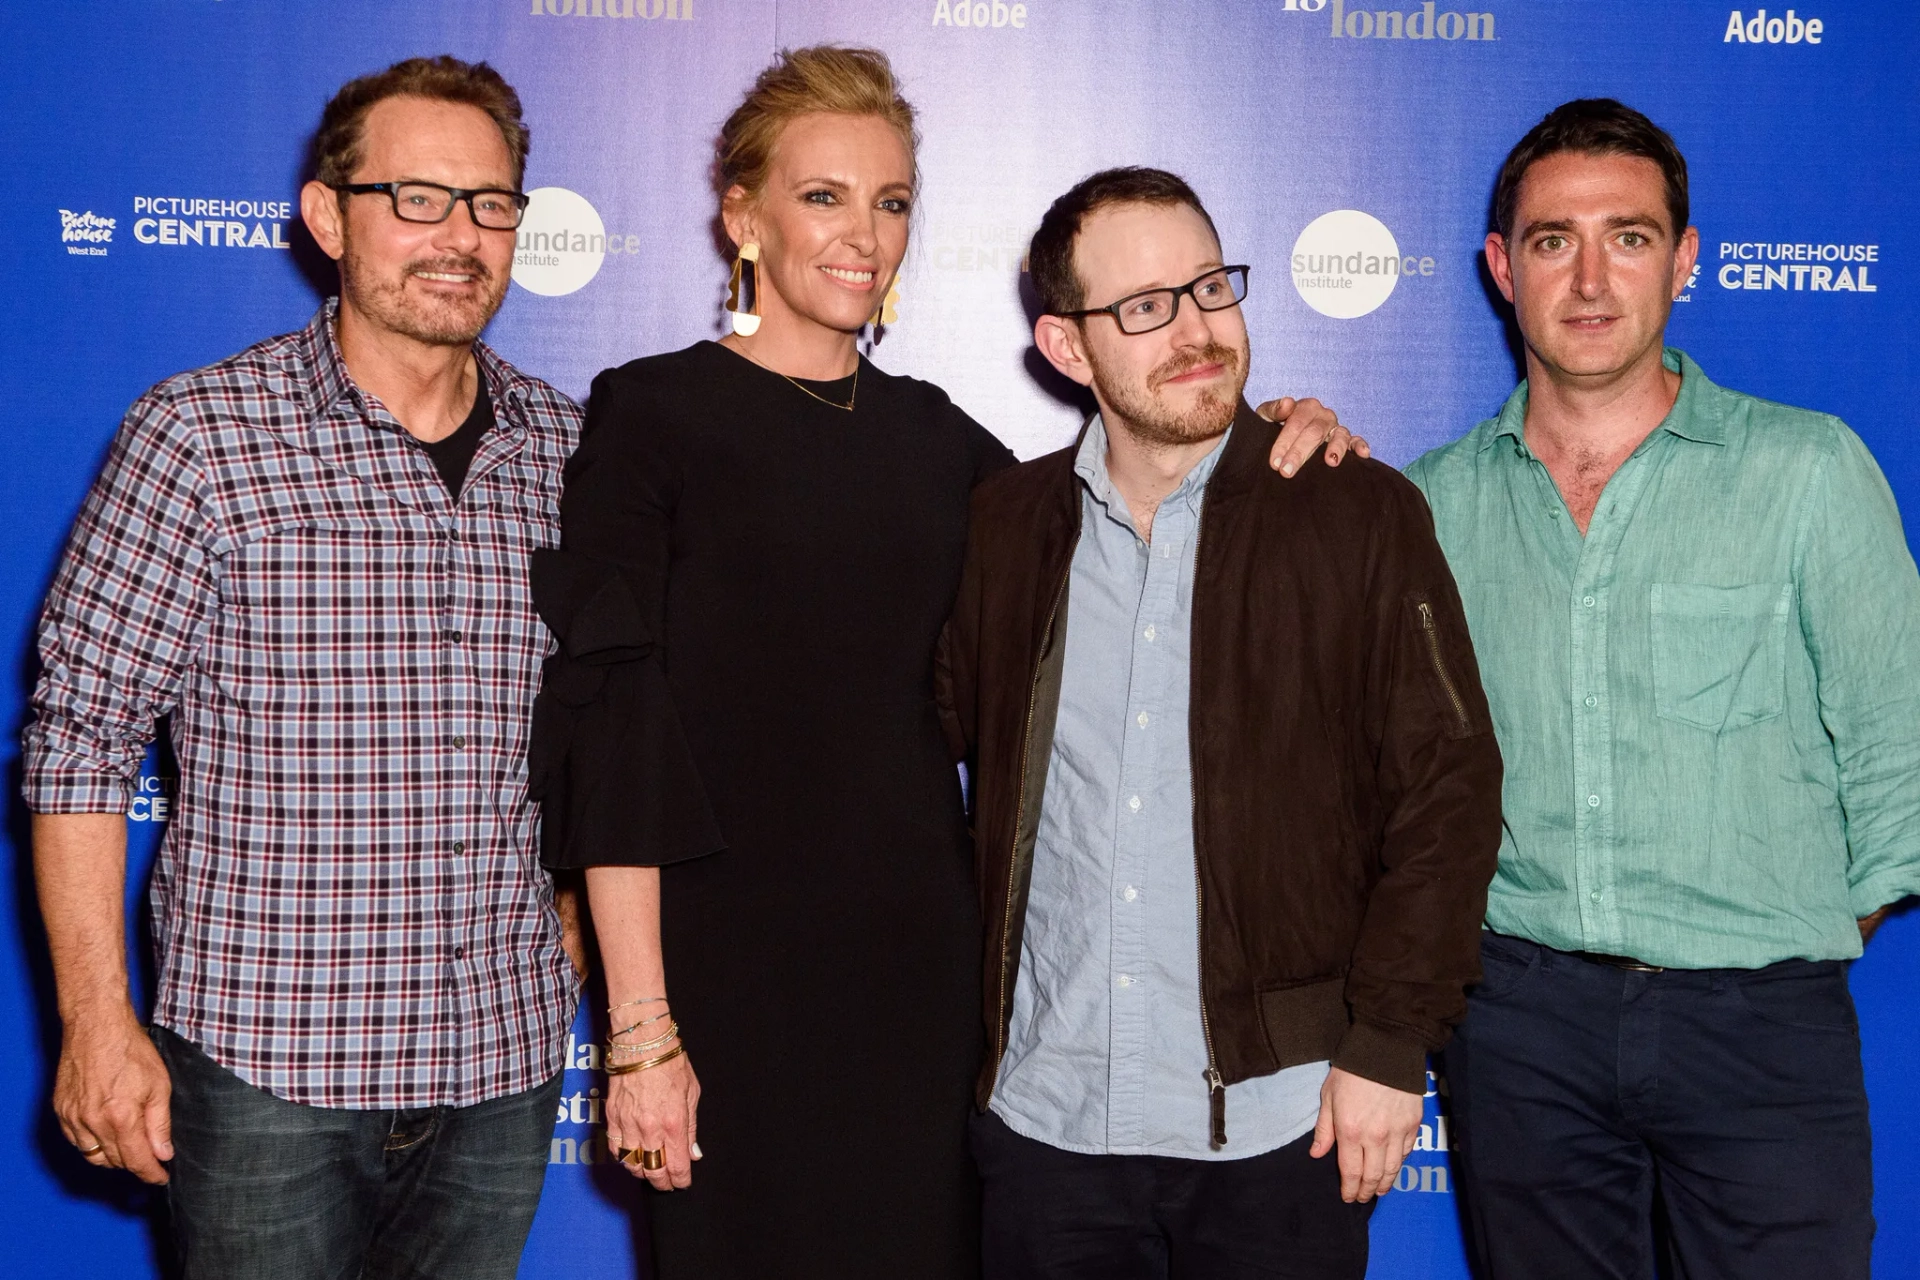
[971,1110,1374,1280]
[1442,934,1875,1280]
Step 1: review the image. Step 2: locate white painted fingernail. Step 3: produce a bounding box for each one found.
[691,1142,704,1160]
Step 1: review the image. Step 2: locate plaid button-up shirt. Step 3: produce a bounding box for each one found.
[24,302,582,1109]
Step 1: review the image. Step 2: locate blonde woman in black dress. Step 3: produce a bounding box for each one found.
[529,45,1358,1279]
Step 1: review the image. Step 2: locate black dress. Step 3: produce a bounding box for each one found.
[530,341,1015,1279]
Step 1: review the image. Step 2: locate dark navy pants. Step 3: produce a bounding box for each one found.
[1442,933,1874,1280]
[971,1109,1375,1279]
[153,1025,562,1280]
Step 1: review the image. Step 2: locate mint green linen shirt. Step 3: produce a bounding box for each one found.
[1405,349,1920,968]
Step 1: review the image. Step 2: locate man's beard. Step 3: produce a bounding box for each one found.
[340,237,507,347]
[1092,339,1250,449]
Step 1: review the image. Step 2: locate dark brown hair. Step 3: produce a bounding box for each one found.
[1493,98,1688,240]
[312,56,530,190]
[1028,167,1219,317]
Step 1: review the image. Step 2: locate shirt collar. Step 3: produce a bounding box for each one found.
[1482,347,1727,455]
[302,299,357,418]
[300,297,531,427]
[1073,413,1230,526]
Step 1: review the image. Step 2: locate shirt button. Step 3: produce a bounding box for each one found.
[1127,795,1142,812]
[1143,625,1156,642]
[1587,794,1600,808]
[452,946,465,959]
[1122,885,1138,901]
[452,840,467,854]
[1584,695,1598,708]
[1116,975,1135,988]
[1136,712,1150,728]
[445,629,464,643]
[1582,595,1596,608]
[451,735,467,749]
[1590,891,1602,903]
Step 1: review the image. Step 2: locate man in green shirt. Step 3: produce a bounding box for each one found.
[1404,99,1918,1280]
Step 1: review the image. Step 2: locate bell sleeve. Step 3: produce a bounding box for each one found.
[527,368,725,869]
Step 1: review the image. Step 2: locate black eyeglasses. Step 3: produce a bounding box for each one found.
[1060,265,1250,335]
[333,181,530,230]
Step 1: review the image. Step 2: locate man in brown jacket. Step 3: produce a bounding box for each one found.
[938,167,1504,1279]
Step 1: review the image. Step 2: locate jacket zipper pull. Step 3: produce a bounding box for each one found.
[1207,1067,1227,1150]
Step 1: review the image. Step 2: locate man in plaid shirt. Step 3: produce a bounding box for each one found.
[25,57,583,1278]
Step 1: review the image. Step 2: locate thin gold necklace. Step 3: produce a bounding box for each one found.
[731,341,858,411]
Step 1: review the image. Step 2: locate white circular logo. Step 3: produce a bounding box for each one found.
[1290,210,1403,319]
[511,187,606,297]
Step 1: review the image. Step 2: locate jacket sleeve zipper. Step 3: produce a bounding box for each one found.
[988,544,1077,1100]
[1417,600,1473,735]
[1191,492,1226,1150]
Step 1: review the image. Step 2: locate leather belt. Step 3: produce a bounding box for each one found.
[1568,950,1665,973]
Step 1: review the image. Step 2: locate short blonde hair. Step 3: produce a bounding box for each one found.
[717,46,919,209]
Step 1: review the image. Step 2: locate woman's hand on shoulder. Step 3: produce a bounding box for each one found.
[1257,396,1371,477]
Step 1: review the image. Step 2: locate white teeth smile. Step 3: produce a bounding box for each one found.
[822,267,874,283]
[416,272,473,283]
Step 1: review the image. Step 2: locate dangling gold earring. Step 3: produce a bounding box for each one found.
[728,242,761,336]
[869,274,901,329]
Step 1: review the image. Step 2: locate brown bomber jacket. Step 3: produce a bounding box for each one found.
[936,402,1504,1142]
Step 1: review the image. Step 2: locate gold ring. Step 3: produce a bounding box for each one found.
[640,1147,666,1171]
[78,1142,103,1157]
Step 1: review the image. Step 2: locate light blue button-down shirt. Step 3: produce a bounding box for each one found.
[989,417,1328,1159]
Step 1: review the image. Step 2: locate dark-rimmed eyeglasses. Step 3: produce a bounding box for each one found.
[332,181,530,230]
[1059,265,1250,335]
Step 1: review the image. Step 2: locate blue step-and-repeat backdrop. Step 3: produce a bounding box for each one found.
[4,2,1916,1276]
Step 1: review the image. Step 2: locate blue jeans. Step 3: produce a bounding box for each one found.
[152,1025,562,1280]
[1442,934,1875,1280]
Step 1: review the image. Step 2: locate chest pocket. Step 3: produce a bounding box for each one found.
[1649,582,1793,733]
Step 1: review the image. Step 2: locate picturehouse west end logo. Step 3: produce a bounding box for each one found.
[60,209,114,256]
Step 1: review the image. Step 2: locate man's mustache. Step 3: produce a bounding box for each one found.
[1149,342,1241,390]
[406,255,494,283]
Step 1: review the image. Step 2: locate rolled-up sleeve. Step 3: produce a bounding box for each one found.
[1795,420,1920,918]
[24,393,216,813]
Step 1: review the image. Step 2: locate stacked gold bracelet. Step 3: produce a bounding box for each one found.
[605,998,685,1076]
[605,1042,686,1076]
[612,1020,680,1055]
